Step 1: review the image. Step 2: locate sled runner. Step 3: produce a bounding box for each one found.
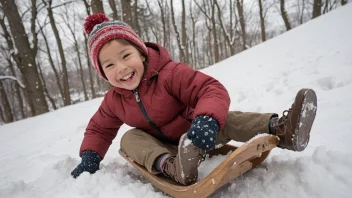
[119,135,278,198]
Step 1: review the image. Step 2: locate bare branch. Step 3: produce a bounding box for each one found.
[0,76,25,88]
[193,0,212,21]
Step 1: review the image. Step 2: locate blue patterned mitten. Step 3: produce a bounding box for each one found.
[71,150,102,178]
[186,115,220,150]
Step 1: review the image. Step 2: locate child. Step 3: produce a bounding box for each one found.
[71,13,317,186]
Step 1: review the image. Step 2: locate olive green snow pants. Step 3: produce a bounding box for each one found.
[120,111,274,173]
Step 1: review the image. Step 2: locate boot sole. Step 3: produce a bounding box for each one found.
[293,89,317,151]
[177,134,205,185]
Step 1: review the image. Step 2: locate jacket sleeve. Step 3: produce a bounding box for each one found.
[167,63,230,129]
[79,93,123,159]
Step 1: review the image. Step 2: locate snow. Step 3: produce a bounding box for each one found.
[1,4,352,198]
[182,138,192,148]
[0,76,25,88]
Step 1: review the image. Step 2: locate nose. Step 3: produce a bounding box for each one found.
[115,61,128,74]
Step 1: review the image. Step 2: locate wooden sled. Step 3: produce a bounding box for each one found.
[119,135,278,198]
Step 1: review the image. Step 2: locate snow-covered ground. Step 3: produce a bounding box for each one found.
[1,4,352,198]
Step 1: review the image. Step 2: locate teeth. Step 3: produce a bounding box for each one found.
[121,72,133,80]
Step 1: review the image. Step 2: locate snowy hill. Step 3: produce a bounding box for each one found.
[1,4,352,198]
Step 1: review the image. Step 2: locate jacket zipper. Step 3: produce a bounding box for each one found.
[133,89,171,142]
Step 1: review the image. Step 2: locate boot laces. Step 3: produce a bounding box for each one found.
[275,109,292,136]
[162,157,179,182]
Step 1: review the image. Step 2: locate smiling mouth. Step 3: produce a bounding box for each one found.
[120,72,135,81]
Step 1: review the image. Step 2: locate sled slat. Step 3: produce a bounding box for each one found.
[119,135,278,197]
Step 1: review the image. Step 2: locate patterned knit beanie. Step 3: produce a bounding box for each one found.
[84,13,148,80]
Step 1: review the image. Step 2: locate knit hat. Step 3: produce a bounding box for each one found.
[84,13,148,80]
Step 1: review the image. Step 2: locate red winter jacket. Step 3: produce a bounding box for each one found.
[79,43,230,159]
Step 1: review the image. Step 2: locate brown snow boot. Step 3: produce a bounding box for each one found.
[270,89,317,151]
[161,134,205,185]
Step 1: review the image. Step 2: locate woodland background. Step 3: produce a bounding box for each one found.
[0,0,349,124]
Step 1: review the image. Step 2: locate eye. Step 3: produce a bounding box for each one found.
[105,64,113,69]
[123,54,130,59]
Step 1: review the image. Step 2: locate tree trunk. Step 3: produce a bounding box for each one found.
[170,0,186,62]
[0,105,5,123]
[165,1,172,52]
[0,81,14,123]
[280,0,292,31]
[207,27,214,65]
[230,0,236,55]
[258,0,266,42]
[109,0,119,20]
[7,59,25,119]
[84,34,97,99]
[82,1,96,98]
[157,0,168,48]
[0,17,25,119]
[0,0,49,116]
[300,0,305,24]
[63,9,89,101]
[38,24,65,105]
[341,0,347,5]
[91,0,105,14]
[82,0,91,15]
[236,0,247,50]
[312,0,322,19]
[37,61,57,110]
[215,0,235,56]
[211,0,220,62]
[133,0,141,35]
[181,0,189,64]
[190,2,198,66]
[121,0,133,25]
[44,0,71,106]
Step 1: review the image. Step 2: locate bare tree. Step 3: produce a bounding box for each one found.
[157,0,168,48]
[82,0,97,99]
[189,1,201,67]
[0,80,14,123]
[109,0,119,20]
[322,0,339,14]
[0,103,4,123]
[37,60,57,110]
[0,18,25,119]
[181,0,189,64]
[258,0,266,42]
[121,0,133,25]
[37,20,65,106]
[42,0,71,106]
[214,0,236,55]
[91,0,105,14]
[0,0,49,116]
[170,0,186,62]
[82,0,91,15]
[312,0,322,18]
[133,0,141,35]
[84,34,97,99]
[294,0,307,25]
[194,0,220,63]
[62,7,89,101]
[236,0,247,50]
[144,0,161,43]
[280,0,292,30]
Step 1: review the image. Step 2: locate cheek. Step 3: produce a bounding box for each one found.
[105,70,115,81]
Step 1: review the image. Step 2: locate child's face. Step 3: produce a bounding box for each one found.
[99,39,145,90]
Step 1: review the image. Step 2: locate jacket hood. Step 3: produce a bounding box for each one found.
[113,42,173,96]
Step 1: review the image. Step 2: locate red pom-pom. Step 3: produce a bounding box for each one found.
[84,13,109,35]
